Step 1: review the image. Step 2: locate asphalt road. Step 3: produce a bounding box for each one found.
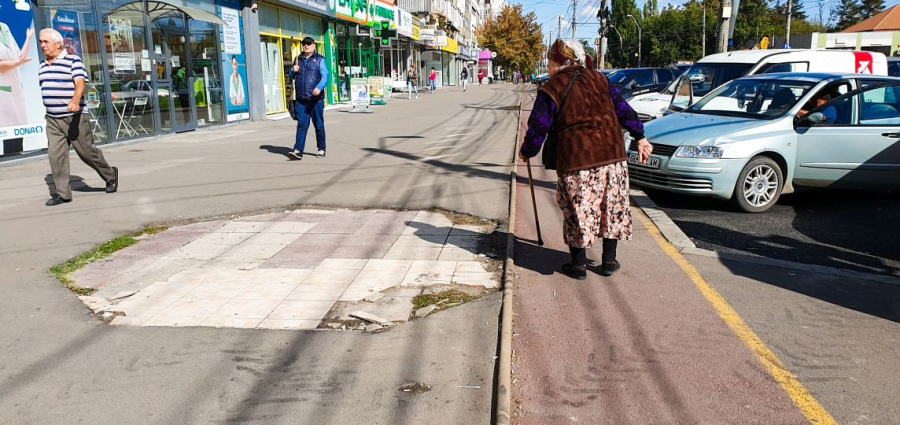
[642,187,900,277]
[0,84,519,423]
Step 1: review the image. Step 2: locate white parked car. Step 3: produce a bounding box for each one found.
[628,49,890,122]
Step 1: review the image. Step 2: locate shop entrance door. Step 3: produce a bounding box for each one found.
[152,27,197,133]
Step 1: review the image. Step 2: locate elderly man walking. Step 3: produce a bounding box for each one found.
[288,37,329,160]
[39,28,117,206]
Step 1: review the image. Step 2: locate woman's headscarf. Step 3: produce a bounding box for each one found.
[548,39,586,67]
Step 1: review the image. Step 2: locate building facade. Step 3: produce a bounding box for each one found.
[0,0,484,157]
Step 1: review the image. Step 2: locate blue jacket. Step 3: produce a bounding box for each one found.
[290,53,329,100]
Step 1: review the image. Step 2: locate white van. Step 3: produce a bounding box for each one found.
[629,49,889,121]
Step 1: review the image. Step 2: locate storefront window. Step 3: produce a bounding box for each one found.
[36,0,110,142]
[99,0,158,139]
[260,34,284,112]
[190,20,222,127]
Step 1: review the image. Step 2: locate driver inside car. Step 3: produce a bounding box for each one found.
[798,89,838,123]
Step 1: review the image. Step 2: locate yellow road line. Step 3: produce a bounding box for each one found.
[636,212,838,425]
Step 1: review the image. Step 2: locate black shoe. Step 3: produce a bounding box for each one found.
[289,149,303,160]
[46,196,72,206]
[599,260,621,277]
[561,263,587,280]
[105,167,119,193]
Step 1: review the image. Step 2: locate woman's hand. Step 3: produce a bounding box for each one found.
[637,138,653,164]
[518,151,527,163]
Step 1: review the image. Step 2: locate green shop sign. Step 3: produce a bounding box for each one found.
[335,0,370,23]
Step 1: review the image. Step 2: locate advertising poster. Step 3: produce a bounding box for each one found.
[0,0,47,156]
[368,76,384,105]
[109,17,135,72]
[51,9,81,56]
[350,77,369,107]
[219,6,249,121]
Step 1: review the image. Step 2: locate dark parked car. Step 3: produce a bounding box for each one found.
[605,67,679,100]
[889,58,900,77]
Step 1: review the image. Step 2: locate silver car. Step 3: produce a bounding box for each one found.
[629,73,900,212]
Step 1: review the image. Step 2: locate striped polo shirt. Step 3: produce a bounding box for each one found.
[39,52,88,118]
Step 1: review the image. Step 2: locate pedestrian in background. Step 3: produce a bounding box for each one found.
[38,28,118,206]
[289,37,329,160]
[519,39,652,279]
[429,67,437,94]
[460,67,468,92]
[406,64,418,99]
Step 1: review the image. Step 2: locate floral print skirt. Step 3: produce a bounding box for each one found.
[555,161,633,248]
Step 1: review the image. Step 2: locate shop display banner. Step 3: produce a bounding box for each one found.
[350,77,370,107]
[51,10,81,56]
[219,6,249,121]
[368,76,385,105]
[0,0,47,156]
[109,17,135,73]
[221,7,240,55]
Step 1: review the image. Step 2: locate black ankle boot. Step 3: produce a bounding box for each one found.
[600,260,621,277]
[562,263,587,280]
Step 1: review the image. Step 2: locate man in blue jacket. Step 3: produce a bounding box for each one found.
[289,37,329,159]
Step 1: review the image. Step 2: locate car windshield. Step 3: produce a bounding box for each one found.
[686,78,815,119]
[607,69,639,84]
[659,63,753,95]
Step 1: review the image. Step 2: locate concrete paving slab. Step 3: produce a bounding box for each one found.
[192,232,255,245]
[286,282,351,301]
[402,261,457,286]
[363,259,412,272]
[450,223,496,235]
[244,232,303,246]
[445,235,482,248]
[233,282,299,300]
[209,299,282,319]
[218,243,289,261]
[294,232,352,246]
[393,234,448,248]
[143,316,207,327]
[303,268,361,284]
[152,297,231,318]
[197,317,263,328]
[268,300,335,321]
[215,222,274,233]
[438,246,480,261]
[318,258,368,270]
[263,221,317,234]
[167,241,233,259]
[383,245,443,260]
[329,244,391,259]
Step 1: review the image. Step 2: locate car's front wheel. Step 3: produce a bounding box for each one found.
[731,156,783,213]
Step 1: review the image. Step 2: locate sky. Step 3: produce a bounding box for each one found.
[513,0,900,46]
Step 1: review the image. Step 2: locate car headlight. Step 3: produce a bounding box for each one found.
[675,145,724,159]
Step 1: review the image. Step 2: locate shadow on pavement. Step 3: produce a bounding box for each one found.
[644,188,900,277]
[44,174,106,195]
[259,145,319,159]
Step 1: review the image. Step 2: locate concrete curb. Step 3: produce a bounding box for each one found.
[495,83,523,425]
[630,188,900,287]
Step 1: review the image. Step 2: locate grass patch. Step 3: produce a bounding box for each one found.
[50,225,167,296]
[412,290,478,311]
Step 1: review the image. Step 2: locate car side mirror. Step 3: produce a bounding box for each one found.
[668,76,693,113]
[807,112,826,124]
[796,111,825,128]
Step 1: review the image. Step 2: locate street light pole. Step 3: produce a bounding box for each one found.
[626,14,641,67]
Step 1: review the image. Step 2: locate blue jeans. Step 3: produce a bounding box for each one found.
[430,80,436,93]
[294,98,326,153]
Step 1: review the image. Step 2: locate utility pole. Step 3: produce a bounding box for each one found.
[702,0,707,56]
[558,16,563,41]
[572,0,578,41]
[785,0,793,47]
[597,0,608,69]
[717,0,732,53]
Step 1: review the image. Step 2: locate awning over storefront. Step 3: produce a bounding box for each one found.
[479,50,494,60]
[105,0,225,25]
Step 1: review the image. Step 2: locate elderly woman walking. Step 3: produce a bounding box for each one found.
[519,39,653,280]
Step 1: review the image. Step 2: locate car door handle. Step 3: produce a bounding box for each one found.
[882,132,900,138]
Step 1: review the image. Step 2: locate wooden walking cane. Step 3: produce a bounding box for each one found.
[525,158,544,246]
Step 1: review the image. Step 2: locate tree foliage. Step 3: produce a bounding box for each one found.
[833,0,862,30]
[477,5,545,74]
[858,0,886,20]
[601,0,833,68]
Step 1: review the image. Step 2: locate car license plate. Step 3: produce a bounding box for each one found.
[628,153,661,169]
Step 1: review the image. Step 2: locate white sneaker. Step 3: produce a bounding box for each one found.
[289,149,302,160]
[317,149,326,157]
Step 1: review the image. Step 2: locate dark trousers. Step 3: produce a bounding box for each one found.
[294,98,326,153]
[46,113,114,199]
